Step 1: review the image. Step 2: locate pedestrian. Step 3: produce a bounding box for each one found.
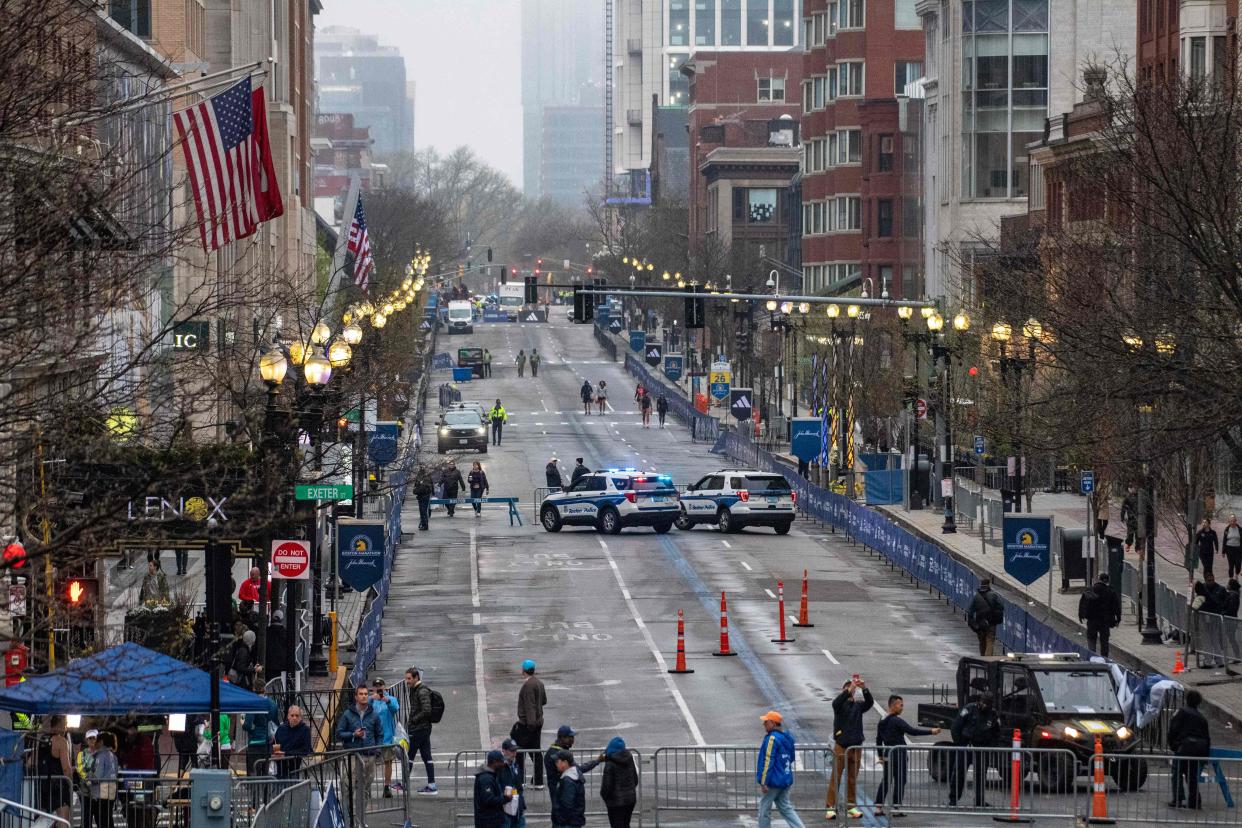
[656,394,668,427]
[512,660,547,788]
[1121,485,1139,555]
[203,710,233,768]
[266,609,289,676]
[404,666,438,795]
[581,381,594,415]
[967,578,1004,656]
[546,457,563,490]
[442,460,466,517]
[948,691,1001,807]
[1224,515,1242,579]
[1224,579,1241,669]
[1197,518,1220,579]
[238,566,262,617]
[797,457,809,479]
[550,751,586,828]
[530,348,541,378]
[337,685,384,819]
[139,559,169,603]
[755,711,806,828]
[571,458,591,486]
[89,731,119,828]
[483,349,493,378]
[413,465,434,530]
[498,738,526,828]
[1169,689,1211,809]
[516,350,526,378]
[874,695,940,817]
[1093,488,1111,538]
[596,381,608,415]
[544,726,584,800]
[227,630,257,689]
[272,705,312,777]
[599,736,639,828]
[474,750,513,828]
[640,391,652,428]
[633,383,644,405]
[242,682,279,776]
[824,677,872,820]
[469,460,489,516]
[1077,573,1122,657]
[371,678,401,796]
[489,399,508,446]
[76,729,99,828]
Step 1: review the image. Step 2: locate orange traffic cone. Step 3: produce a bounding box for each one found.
[1173,650,1186,674]
[793,569,814,628]
[1087,736,1114,824]
[668,610,694,674]
[712,592,737,657]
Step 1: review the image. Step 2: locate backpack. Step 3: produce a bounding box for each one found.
[427,687,446,723]
[1077,589,1097,619]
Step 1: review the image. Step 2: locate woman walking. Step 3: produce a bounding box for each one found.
[640,392,653,428]
[468,461,489,517]
[1197,518,1220,579]
[596,381,608,415]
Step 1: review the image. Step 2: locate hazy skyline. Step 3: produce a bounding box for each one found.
[316,0,524,185]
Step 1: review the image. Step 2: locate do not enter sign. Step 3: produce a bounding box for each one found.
[271,539,311,580]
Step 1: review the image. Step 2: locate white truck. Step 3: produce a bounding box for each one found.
[497,283,525,321]
[447,300,474,334]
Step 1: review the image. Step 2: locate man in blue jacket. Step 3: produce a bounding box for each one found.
[337,685,384,821]
[370,678,400,796]
[756,711,806,828]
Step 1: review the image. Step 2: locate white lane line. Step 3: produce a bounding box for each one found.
[469,528,480,609]
[738,559,751,570]
[598,538,706,746]
[788,615,798,626]
[764,588,776,599]
[470,529,488,748]
[822,649,840,665]
[722,540,733,550]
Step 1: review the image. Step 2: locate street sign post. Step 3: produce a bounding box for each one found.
[271,539,311,580]
[709,367,732,401]
[974,435,985,455]
[295,484,354,501]
[1080,471,1095,493]
[663,354,683,382]
[729,388,753,422]
[915,398,928,420]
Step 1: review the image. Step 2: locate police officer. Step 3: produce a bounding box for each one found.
[948,691,1001,807]
[489,399,508,446]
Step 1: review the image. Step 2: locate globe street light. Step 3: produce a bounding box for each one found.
[259,346,288,388]
[327,338,353,369]
[310,321,332,346]
[342,322,364,346]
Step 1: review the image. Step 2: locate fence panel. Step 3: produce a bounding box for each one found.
[1080,751,1242,825]
[251,780,310,828]
[1191,609,1242,670]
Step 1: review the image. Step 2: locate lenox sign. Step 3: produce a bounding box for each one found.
[126,496,229,522]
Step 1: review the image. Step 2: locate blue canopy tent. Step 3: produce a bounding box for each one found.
[0,642,270,715]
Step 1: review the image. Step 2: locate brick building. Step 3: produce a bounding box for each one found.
[799,0,924,297]
[1138,0,1238,84]
[683,51,803,261]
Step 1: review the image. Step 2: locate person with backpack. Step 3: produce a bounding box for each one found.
[967,579,1004,656]
[515,350,526,378]
[948,691,1001,807]
[1078,573,1122,657]
[599,736,640,828]
[756,711,806,828]
[1169,689,1211,809]
[405,666,443,795]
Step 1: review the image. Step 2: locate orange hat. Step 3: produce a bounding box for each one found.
[760,710,782,724]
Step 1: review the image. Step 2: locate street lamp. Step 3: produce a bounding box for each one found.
[342,322,364,346]
[310,321,332,346]
[371,312,388,330]
[991,318,1039,512]
[259,345,288,389]
[326,338,353,370]
[931,310,969,533]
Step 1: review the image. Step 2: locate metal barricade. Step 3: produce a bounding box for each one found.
[1191,609,1242,671]
[294,743,410,828]
[452,747,643,826]
[954,478,980,532]
[1081,751,1242,825]
[0,798,67,828]
[251,780,310,828]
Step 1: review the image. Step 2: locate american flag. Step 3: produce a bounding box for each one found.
[174,77,274,251]
[347,195,375,291]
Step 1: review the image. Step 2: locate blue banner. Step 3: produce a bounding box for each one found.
[664,354,683,382]
[368,422,399,465]
[1003,515,1053,586]
[482,310,508,323]
[316,783,346,828]
[864,469,904,505]
[790,417,823,462]
[629,330,646,353]
[337,518,386,592]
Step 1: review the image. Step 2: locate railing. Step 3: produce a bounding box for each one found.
[0,798,68,828]
[1190,607,1242,671]
[294,744,410,828]
[438,382,462,408]
[594,323,618,361]
[251,780,310,828]
[1078,751,1242,825]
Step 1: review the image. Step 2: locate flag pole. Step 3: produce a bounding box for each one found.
[320,174,363,321]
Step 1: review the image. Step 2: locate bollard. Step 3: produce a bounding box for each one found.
[771,581,796,643]
[1087,736,1114,824]
[328,610,338,673]
[668,610,694,673]
[792,569,814,627]
[712,591,737,656]
[993,729,1031,823]
[1173,650,1186,674]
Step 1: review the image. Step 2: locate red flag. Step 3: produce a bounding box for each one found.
[250,86,283,222]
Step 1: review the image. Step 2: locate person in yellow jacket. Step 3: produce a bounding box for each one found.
[488,399,507,447]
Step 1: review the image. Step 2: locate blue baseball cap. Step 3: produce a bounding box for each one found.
[522,659,536,672]
[557,724,577,738]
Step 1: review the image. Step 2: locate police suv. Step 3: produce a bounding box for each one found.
[539,469,680,534]
[676,469,796,534]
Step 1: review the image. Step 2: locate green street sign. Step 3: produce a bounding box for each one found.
[295,484,354,501]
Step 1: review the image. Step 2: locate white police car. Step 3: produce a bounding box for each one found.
[539,469,680,534]
[675,470,796,534]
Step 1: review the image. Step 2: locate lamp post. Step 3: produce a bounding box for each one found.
[898,305,937,508]
[930,311,970,533]
[1135,401,1162,644]
[990,319,1039,513]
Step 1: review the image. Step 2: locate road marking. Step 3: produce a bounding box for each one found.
[788,615,798,626]
[469,528,480,609]
[470,528,487,748]
[822,649,840,665]
[722,540,733,549]
[598,538,706,745]
[764,588,776,599]
[738,559,750,570]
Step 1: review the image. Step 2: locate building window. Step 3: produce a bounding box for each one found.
[722,0,742,45]
[878,134,894,171]
[759,76,786,102]
[828,2,839,35]
[876,199,894,236]
[902,198,920,237]
[1188,36,1207,80]
[733,188,747,222]
[748,188,778,222]
[696,0,717,45]
[668,53,690,105]
[834,128,861,164]
[901,264,917,298]
[895,0,919,29]
[803,80,814,113]
[962,0,1048,199]
[895,60,923,95]
[774,0,796,45]
[813,76,825,109]
[110,0,152,37]
[748,0,770,46]
[804,15,813,46]
[838,61,864,96]
[670,0,690,45]
[813,12,824,44]
[827,67,838,100]
[831,196,861,231]
[838,0,864,29]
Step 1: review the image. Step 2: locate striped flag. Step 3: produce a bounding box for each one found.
[347,195,375,291]
[174,76,280,251]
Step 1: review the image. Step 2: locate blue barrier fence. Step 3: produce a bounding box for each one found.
[438,383,462,408]
[593,324,618,361]
[623,351,720,442]
[711,429,1091,659]
[432,352,453,370]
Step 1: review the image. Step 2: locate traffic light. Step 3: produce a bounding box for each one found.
[3,542,25,570]
[57,576,97,613]
[524,275,538,304]
[573,285,593,323]
[500,266,508,284]
[685,285,705,329]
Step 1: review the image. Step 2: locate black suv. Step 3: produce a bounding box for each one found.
[436,409,488,453]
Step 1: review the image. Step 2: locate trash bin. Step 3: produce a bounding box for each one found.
[1106,535,1125,589]
[452,367,472,382]
[1059,527,1088,590]
[1001,488,1016,513]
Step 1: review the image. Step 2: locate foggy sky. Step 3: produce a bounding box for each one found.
[316,0,523,185]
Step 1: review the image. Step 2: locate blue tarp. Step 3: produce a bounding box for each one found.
[864,469,903,505]
[0,729,19,801]
[0,643,271,715]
